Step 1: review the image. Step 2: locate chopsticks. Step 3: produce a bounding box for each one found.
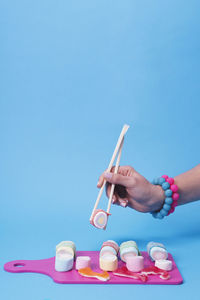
[90,124,129,220]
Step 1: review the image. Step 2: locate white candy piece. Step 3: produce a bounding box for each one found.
[99,254,118,271]
[55,251,74,272]
[120,246,138,262]
[100,246,117,257]
[93,211,108,229]
[150,247,168,261]
[155,259,172,271]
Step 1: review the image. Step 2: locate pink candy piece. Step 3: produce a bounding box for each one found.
[172,193,179,201]
[162,175,168,180]
[171,184,178,192]
[126,256,144,272]
[166,177,174,185]
[75,256,91,270]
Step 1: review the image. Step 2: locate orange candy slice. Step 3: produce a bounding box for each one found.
[78,267,110,281]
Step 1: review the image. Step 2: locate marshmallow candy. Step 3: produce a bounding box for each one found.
[155,259,172,271]
[120,241,140,262]
[100,246,117,257]
[76,256,91,270]
[126,256,144,272]
[55,251,74,272]
[90,209,110,229]
[147,242,168,261]
[99,254,118,271]
[55,240,76,271]
[56,241,76,258]
[100,240,119,257]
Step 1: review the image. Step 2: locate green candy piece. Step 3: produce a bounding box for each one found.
[56,241,76,252]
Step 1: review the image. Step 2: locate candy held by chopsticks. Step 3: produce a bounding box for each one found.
[90,209,110,229]
[90,124,130,229]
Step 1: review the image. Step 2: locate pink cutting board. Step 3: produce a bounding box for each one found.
[4,251,183,284]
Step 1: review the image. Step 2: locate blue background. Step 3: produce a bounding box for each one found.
[1,0,200,299]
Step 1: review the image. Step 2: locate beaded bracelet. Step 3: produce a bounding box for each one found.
[151,175,179,219]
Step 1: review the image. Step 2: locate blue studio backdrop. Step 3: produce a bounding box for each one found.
[1,0,200,299]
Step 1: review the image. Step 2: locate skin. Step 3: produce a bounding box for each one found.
[97,165,200,213]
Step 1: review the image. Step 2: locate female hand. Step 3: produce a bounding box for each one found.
[97,166,165,213]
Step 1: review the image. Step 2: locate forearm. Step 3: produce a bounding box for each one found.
[175,164,200,205]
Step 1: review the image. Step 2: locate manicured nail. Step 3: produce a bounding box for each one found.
[112,196,116,204]
[104,172,112,179]
[120,200,128,208]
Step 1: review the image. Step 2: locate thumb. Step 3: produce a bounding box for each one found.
[103,172,131,187]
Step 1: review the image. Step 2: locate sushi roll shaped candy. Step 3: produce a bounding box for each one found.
[120,241,141,262]
[100,240,119,257]
[90,209,110,229]
[56,241,76,257]
[147,242,168,261]
[55,241,76,272]
[99,240,119,271]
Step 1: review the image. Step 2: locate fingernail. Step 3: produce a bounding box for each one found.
[120,200,128,207]
[112,197,116,204]
[104,172,112,179]
[97,181,100,186]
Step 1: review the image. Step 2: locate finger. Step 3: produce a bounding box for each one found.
[103,172,134,187]
[97,173,105,187]
[110,165,135,176]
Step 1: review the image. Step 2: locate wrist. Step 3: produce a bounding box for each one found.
[149,184,165,212]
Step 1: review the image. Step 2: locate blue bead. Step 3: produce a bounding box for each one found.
[152,212,157,218]
[158,177,165,185]
[162,182,170,190]
[165,189,172,197]
[160,209,168,217]
[156,212,164,219]
[163,203,171,211]
[152,177,159,185]
[165,197,173,205]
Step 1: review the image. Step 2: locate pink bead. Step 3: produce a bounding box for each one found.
[172,193,179,201]
[168,207,175,215]
[171,200,177,208]
[171,184,178,192]
[162,175,169,180]
[166,177,174,185]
